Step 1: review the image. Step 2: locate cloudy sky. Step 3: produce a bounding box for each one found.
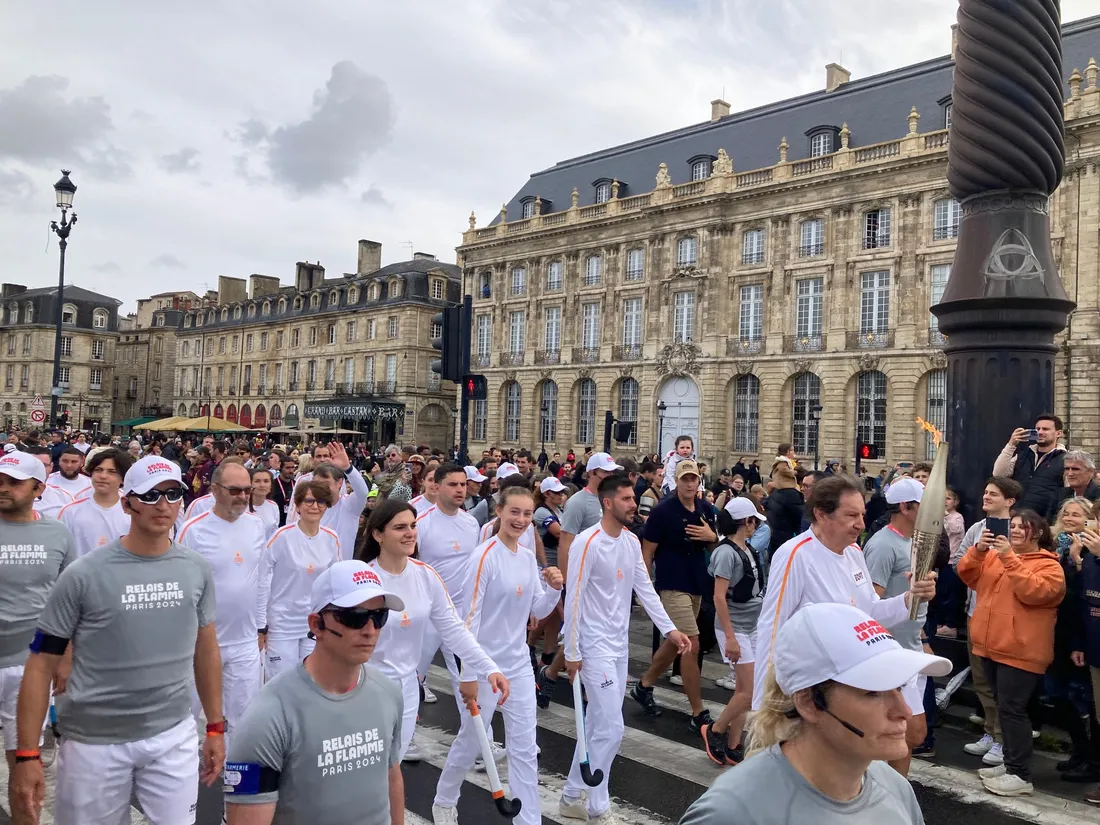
[1,1,1095,312]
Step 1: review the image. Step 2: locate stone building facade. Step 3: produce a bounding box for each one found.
[113,309,183,426]
[171,241,460,448]
[0,283,121,431]
[456,19,1100,472]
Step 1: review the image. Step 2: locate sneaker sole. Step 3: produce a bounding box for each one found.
[698,725,725,766]
[984,784,1033,797]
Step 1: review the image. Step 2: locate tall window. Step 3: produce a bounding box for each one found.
[90,368,103,390]
[944,102,953,130]
[673,292,695,343]
[309,328,317,347]
[810,132,832,157]
[261,331,269,350]
[626,249,644,281]
[385,354,398,385]
[274,363,283,388]
[863,208,892,249]
[733,374,760,452]
[930,264,951,335]
[57,367,72,385]
[540,381,558,443]
[291,328,300,348]
[676,236,698,267]
[476,314,492,358]
[246,334,254,352]
[933,198,962,240]
[388,317,398,338]
[60,337,72,357]
[363,356,374,386]
[622,298,642,347]
[366,320,375,340]
[546,261,563,292]
[584,255,602,287]
[508,311,526,354]
[544,307,561,352]
[691,159,710,181]
[343,358,354,386]
[857,371,888,453]
[800,218,825,257]
[739,285,763,341]
[795,278,823,339]
[791,372,821,455]
[595,182,611,204]
[521,200,535,219]
[925,369,947,458]
[742,229,765,265]
[259,364,267,390]
[505,382,522,441]
[473,399,488,441]
[345,323,355,343]
[232,335,240,353]
[577,379,597,444]
[290,362,299,386]
[430,280,444,300]
[618,378,638,445]
[582,303,601,349]
[510,266,527,295]
[859,271,890,333]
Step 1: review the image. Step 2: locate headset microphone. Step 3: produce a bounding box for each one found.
[812,687,865,738]
[318,616,343,638]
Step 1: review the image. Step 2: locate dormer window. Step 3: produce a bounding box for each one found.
[688,156,714,181]
[24,303,33,323]
[593,180,612,204]
[520,197,536,219]
[220,308,229,321]
[347,287,359,304]
[329,290,339,306]
[310,293,321,309]
[390,280,402,298]
[233,306,242,320]
[810,133,832,157]
[184,315,193,328]
[207,310,216,324]
[277,298,286,314]
[62,304,77,325]
[367,283,379,301]
[261,301,271,316]
[247,303,256,318]
[293,296,303,311]
[155,314,164,327]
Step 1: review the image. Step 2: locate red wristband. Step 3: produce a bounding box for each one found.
[15,749,40,758]
[206,720,227,735]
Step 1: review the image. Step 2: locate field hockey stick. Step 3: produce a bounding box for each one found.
[572,676,603,786]
[470,700,522,819]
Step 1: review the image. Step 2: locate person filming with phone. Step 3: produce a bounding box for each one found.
[993,415,1066,521]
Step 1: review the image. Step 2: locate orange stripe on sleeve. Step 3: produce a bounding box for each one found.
[767,536,813,652]
[567,530,601,654]
[177,511,210,543]
[464,540,497,627]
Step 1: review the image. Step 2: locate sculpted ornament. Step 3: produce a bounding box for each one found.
[858,353,881,372]
[931,350,947,369]
[713,148,733,175]
[578,368,593,380]
[656,341,701,376]
[655,163,672,188]
[792,358,813,374]
[505,370,517,382]
[735,360,754,376]
[619,366,634,378]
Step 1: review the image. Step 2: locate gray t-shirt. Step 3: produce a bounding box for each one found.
[862,526,925,652]
[226,662,403,825]
[560,488,602,537]
[707,541,763,634]
[37,539,216,744]
[0,516,76,668]
[679,743,925,825]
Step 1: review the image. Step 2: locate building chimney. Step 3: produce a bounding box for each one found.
[357,240,382,275]
[248,274,281,299]
[950,23,958,59]
[216,275,247,305]
[825,63,851,93]
[412,252,437,262]
[710,98,731,121]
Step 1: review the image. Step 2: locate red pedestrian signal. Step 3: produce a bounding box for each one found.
[463,374,487,401]
[858,442,879,460]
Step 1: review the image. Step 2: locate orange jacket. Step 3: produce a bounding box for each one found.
[957,546,1066,674]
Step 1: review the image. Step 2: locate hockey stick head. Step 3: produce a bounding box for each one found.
[493,791,523,818]
[580,761,604,787]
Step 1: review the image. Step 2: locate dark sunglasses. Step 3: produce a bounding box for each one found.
[324,606,389,630]
[129,486,187,505]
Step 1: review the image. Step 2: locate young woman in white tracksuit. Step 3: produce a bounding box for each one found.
[357,498,510,762]
[263,479,341,680]
[561,475,690,822]
[432,486,564,825]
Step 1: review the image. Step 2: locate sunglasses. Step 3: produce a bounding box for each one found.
[129,487,187,505]
[216,483,253,497]
[324,606,389,630]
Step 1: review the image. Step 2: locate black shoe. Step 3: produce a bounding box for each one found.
[1063,762,1100,783]
[724,744,745,765]
[535,666,555,710]
[690,709,714,732]
[630,683,662,716]
[541,651,555,666]
[912,744,936,759]
[1059,754,1087,772]
[699,723,727,766]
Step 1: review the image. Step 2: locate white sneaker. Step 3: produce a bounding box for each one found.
[964,734,994,756]
[968,713,985,726]
[589,812,619,824]
[432,804,460,825]
[715,676,736,690]
[979,764,1007,780]
[474,741,508,772]
[422,685,438,704]
[559,792,590,821]
[1032,729,1040,740]
[670,675,683,686]
[982,743,1004,766]
[983,772,1033,796]
[402,741,422,763]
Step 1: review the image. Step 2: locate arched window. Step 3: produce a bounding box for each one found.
[733,374,760,453]
[577,378,597,444]
[791,372,821,456]
[207,310,216,324]
[247,304,256,318]
[856,370,888,454]
[270,404,283,425]
[233,306,243,320]
[924,369,946,459]
[347,287,359,304]
[540,381,558,443]
[221,308,229,321]
[255,404,267,428]
[239,404,252,428]
[677,236,698,267]
[184,315,193,328]
[368,283,379,301]
[293,297,303,311]
[262,301,271,316]
[504,382,522,442]
[178,404,188,416]
[310,293,321,309]
[214,404,224,418]
[62,304,78,325]
[226,404,238,424]
[23,303,33,323]
[278,298,287,314]
[329,290,339,306]
[618,378,638,445]
[189,403,199,417]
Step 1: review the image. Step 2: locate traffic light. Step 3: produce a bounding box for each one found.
[430,306,464,382]
[858,442,879,460]
[613,421,635,443]
[463,375,488,401]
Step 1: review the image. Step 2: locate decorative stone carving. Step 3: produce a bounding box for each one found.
[908,106,920,135]
[619,366,634,378]
[571,187,579,209]
[468,211,476,230]
[538,370,552,382]
[500,203,508,222]
[578,368,593,380]
[735,360,754,375]
[840,123,851,149]
[611,179,620,199]
[858,353,881,372]
[534,197,542,216]
[655,163,672,188]
[931,350,947,369]
[655,341,701,376]
[779,137,789,163]
[713,148,733,175]
[792,358,813,373]
[505,370,517,382]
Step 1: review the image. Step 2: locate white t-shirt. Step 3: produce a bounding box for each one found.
[366,558,499,685]
[33,484,74,520]
[48,472,92,500]
[409,494,435,515]
[58,495,130,557]
[184,494,214,522]
[563,523,676,662]
[252,500,281,541]
[73,442,91,454]
[462,537,561,678]
[264,523,341,641]
[752,529,911,710]
[178,511,270,649]
[415,505,481,609]
[478,519,536,551]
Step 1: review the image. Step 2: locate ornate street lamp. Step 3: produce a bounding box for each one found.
[50,171,78,429]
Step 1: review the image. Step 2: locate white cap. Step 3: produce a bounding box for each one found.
[310,560,405,614]
[0,451,46,483]
[496,462,520,481]
[586,452,622,473]
[123,456,184,495]
[723,496,765,522]
[774,603,951,696]
[540,476,567,493]
[885,477,924,505]
[3,443,20,455]
[464,465,487,483]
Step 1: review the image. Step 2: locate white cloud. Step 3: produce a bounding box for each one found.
[160,147,201,174]
[150,253,186,269]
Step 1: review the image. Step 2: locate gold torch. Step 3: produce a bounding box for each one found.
[909,418,948,621]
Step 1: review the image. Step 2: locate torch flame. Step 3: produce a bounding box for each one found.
[916,417,943,447]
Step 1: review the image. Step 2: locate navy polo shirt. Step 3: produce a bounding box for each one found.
[642,494,717,595]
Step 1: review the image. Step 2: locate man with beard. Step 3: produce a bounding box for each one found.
[25,446,74,520]
[47,447,91,500]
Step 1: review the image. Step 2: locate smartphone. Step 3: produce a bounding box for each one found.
[405,462,414,474]
[1026,429,1039,444]
[1087,520,1098,531]
[987,517,1010,538]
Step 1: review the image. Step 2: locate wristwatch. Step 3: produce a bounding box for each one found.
[206,720,227,735]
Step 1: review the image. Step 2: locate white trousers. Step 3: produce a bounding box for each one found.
[434,671,539,825]
[55,717,198,825]
[265,636,315,681]
[0,664,47,751]
[395,671,420,760]
[192,643,263,750]
[418,624,463,715]
[564,656,628,817]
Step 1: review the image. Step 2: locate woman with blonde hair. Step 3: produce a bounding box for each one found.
[681,602,948,823]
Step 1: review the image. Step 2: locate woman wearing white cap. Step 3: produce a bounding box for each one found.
[680,602,950,824]
[701,497,767,766]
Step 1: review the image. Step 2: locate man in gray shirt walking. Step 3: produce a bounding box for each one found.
[11,455,225,825]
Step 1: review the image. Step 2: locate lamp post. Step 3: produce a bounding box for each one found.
[656,401,667,455]
[49,171,77,430]
[540,399,551,457]
[932,2,1074,520]
[810,404,823,470]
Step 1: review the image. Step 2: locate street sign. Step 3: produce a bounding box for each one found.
[30,395,45,424]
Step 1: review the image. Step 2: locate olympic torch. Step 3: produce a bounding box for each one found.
[910,418,948,621]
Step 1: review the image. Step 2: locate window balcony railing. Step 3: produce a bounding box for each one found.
[612,344,642,361]
[242,385,251,396]
[216,385,224,394]
[306,381,317,391]
[257,385,266,395]
[288,381,299,392]
[500,351,525,366]
[784,334,824,353]
[228,387,236,395]
[727,337,763,355]
[741,251,765,266]
[535,349,561,365]
[376,380,397,394]
[929,328,946,346]
[323,379,335,390]
[572,346,600,363]
[798,242,825,258]
[846,329,895,349]
[474,353,491,368]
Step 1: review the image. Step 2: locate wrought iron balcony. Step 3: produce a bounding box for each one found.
[535,349,561,365]
[500,351,525,366]
[323,379,335,390]
[612,344,642,361]
[929,328,946,346]
[473,353,491,368]
[216,385,224,394]
[306,381,317,391]
[799,242,825,258]
[288,381,299,392]
[846,330,895,349]
[726,337,763,356]
[784,334,824,353]
[376,380,397,394]
[242,385,251,396]
[572,346,600,363]
[228,387,236,395]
